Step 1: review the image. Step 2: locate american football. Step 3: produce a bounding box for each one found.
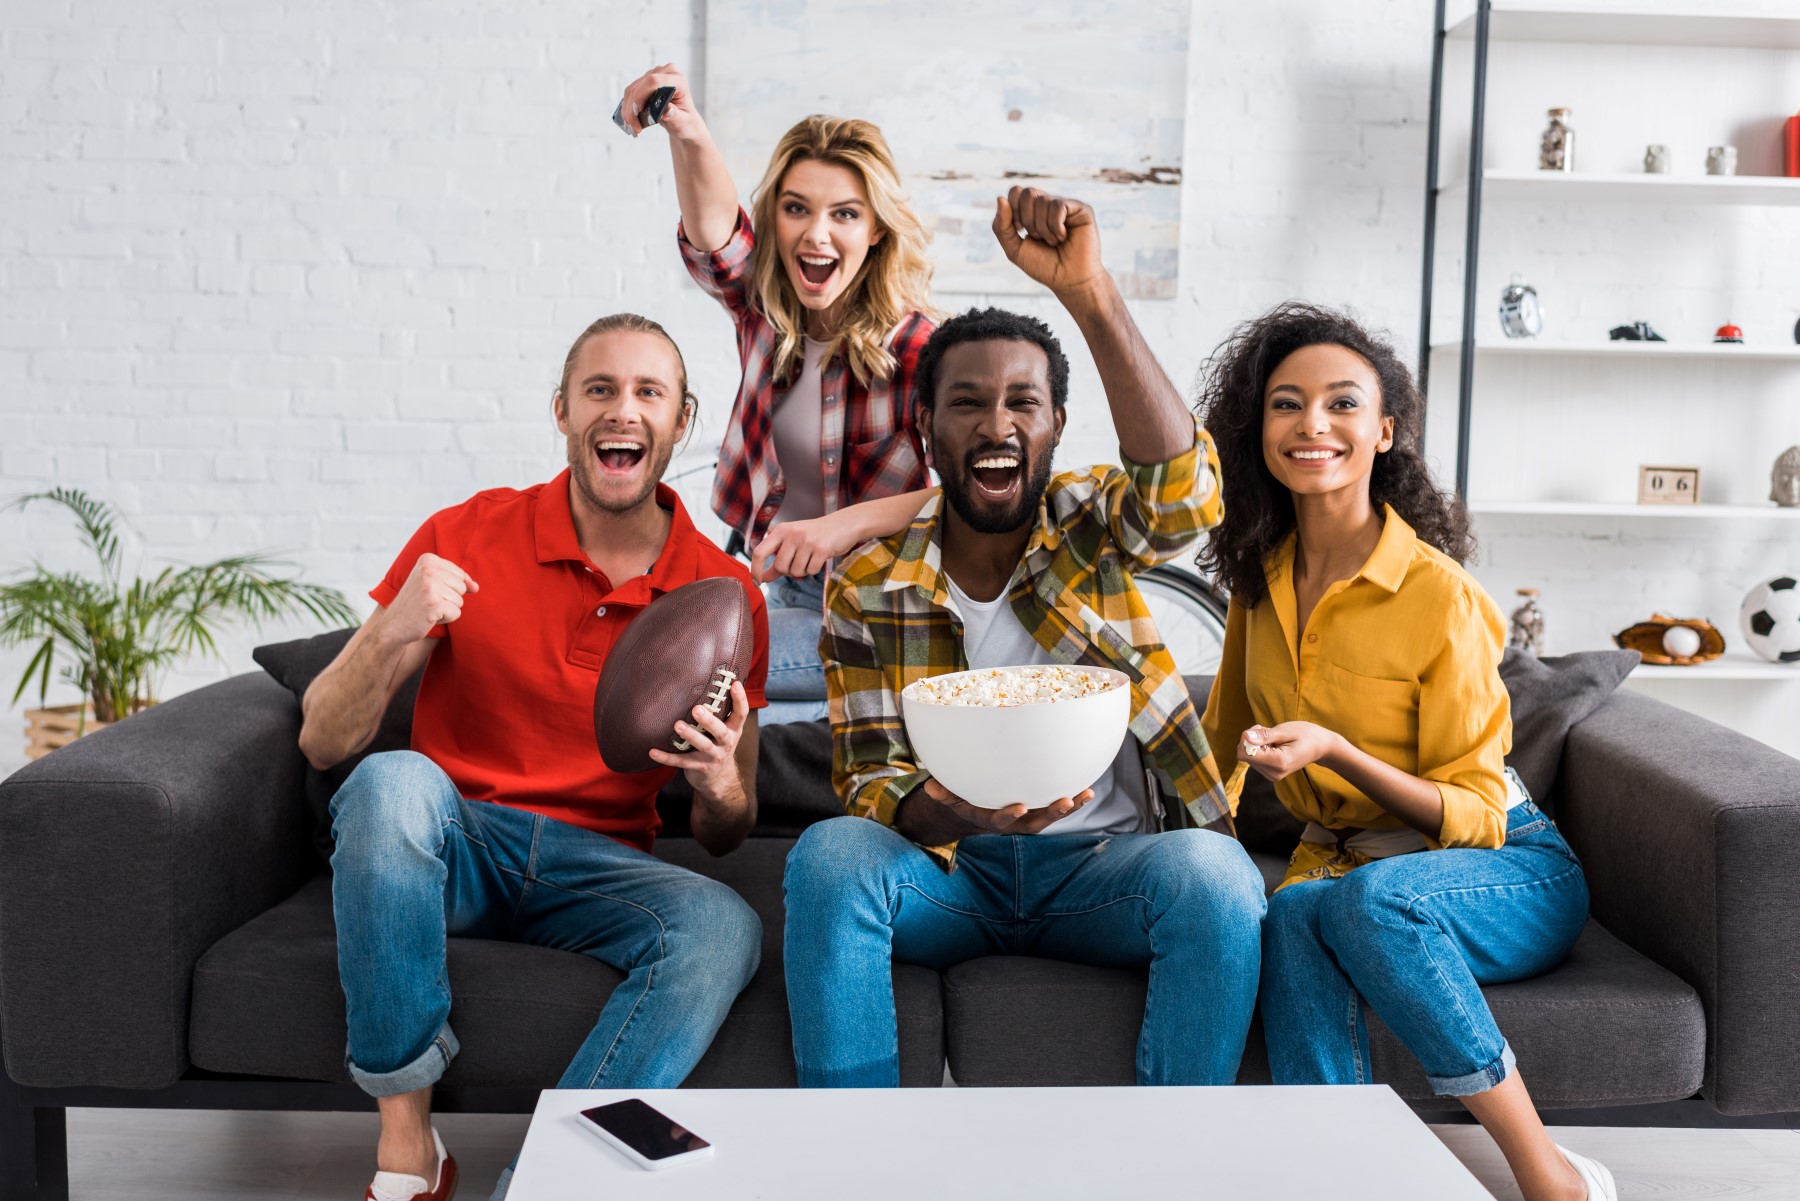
[594,576,755,773]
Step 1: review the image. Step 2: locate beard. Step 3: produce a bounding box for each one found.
[939,442,1054,535]
[566,426,676,515]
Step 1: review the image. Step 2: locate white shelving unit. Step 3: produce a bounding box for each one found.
[1441,169,1800,206]
[1422,4,1800,726]
[1422,1,1800,497]
[1433,340,1800,362]
[1632,654,1800,681]
[1445,6,1800,51]
[1470,500,1800,520]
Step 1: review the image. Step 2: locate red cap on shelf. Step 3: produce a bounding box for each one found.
[1713,323,1745,343]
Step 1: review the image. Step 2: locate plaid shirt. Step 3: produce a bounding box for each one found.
[822,424,1231,870]
[679,208,935,547]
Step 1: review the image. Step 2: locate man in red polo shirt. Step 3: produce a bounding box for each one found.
[299,312,769,1201]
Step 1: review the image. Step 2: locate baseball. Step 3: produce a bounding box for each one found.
[1661,625,1703,658]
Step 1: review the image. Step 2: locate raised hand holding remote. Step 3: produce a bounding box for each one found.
[616,63,702,140]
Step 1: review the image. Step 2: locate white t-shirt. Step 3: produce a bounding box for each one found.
[943,574,1152,836]
[770,336,830,525]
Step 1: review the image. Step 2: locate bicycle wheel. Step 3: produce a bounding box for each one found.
[1136,564,1230,677]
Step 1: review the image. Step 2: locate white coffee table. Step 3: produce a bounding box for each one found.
[507,1085,1491,1200]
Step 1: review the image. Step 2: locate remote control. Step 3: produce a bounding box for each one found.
[612,86,676,135]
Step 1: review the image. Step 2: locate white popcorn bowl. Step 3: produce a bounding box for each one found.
[900,666,1132,809]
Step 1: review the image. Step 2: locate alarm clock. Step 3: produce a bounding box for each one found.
[1499,276,1542,339]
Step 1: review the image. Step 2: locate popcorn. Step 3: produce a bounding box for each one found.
[902,665,1121,708]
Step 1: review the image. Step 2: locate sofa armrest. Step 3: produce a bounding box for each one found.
[0,671,315,1088]
[1556,687,1800,1115]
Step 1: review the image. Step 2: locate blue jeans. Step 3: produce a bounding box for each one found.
[782,817,1268,1087]
[329,751,761,1097]
[1260,799,1588,1096]
[763,572,827,725]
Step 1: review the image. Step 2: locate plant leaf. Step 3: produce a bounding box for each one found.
[9,638,55,707]
[3,497,357,711]
[7,488,125,589]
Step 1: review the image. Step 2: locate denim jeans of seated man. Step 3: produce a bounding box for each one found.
[763,571,828,725]
[1259,796,1588,1096]
[328,750,762,1097]
[782,816,1268,1087]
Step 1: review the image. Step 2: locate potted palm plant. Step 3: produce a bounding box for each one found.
[2,488,358,760]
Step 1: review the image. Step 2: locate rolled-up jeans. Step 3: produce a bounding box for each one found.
[1259,798,1589,1096]
[782,816,1268,1087]
[329,751,761,1096]
[763,571,828,725]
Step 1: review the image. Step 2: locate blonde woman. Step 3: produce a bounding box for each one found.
[620,65,940,722]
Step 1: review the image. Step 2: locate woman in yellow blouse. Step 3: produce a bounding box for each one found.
[1199,304,1611,1201]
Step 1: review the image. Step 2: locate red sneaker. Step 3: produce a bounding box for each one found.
[364,1128,458,1201]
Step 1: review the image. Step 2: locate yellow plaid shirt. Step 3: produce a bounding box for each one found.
[822,425,1232,870]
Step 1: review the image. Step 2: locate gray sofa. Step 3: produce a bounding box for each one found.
[4,654,1799,1200]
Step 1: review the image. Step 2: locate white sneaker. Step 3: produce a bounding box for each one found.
[366,1127,458,1201]
[1556,1144,1617,1201]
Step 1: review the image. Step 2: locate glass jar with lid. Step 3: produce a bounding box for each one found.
[1539,108,1574,172]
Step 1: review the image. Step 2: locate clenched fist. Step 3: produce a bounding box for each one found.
[383,553,478,645]
[991,186,1106,300]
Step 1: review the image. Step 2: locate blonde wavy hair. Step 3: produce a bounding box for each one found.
[748,115,937,387]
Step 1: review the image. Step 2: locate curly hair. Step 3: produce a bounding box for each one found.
[1194,302,1472,608]
[913,307,1070,413]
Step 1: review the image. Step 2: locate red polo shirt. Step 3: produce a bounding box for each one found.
[370,472,769,850]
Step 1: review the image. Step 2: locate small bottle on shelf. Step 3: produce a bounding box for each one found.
[1539,108,1574,172]
[1509,588,1547,656]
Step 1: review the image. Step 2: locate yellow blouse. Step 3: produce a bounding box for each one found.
[1203,506,1512,852]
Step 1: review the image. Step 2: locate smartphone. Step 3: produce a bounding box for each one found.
[577,1098,714,1171]
[611,85,676,135]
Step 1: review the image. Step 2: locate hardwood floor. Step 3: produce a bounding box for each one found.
[66,1110,528,1201]
[62,1108,1800,1199]
[1431,1125,1800,1200]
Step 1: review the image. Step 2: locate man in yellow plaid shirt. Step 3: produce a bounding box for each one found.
[781,186,1267,1088]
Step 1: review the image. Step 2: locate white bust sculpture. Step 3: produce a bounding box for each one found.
[1773,445,1800,508]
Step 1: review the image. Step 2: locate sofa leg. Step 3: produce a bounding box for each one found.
[0,1102,67,1201]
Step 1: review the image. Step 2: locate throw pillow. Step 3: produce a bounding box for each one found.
[1499,647,1640,814]
[253,627,422,863]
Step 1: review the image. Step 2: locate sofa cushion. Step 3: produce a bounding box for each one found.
[254,627,421,863]
[188,837,944,1088]
[943,917,1704,1107]
[657,719,843,839]
[1499,648,1640,814]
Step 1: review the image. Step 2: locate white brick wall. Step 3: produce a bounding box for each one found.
[4,0,1798,772]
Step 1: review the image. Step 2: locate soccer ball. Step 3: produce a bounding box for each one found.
[1739,575,1800,664]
